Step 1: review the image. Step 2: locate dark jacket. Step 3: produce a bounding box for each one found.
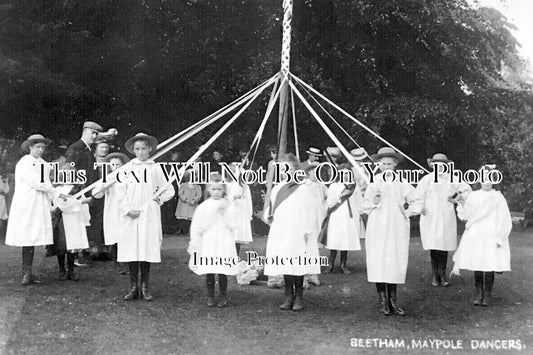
[65,139,96,194]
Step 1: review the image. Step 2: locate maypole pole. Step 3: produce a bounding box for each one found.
[277,0,293,157]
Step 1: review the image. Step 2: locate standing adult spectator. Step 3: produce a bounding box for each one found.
[210,149,224,174]
[65,121,103,266]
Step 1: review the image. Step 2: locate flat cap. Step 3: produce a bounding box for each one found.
[83,121,103,132]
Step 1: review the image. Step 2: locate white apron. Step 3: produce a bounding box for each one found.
[226,182,253,244]
[325,182,364,251]
[363,173,415,283]
[116,158,175,262]
[452,190,512,273]
[5,155,57,247]
[188,198,239,275]
[264,182,322,276]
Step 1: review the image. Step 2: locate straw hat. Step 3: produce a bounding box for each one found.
[326,146,341,156]
[124,133,158,154]
[306,147,322,157]
[371,147,404,162]
[427,153,452,167]
[21,134,51,152]
[350,147,369,161]
[104,152,130,164]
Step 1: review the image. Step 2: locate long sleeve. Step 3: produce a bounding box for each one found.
[0,178,9,194]
[326,184,342,208]
[192,185,202,204]
[188,206,203,254]
[178,185,187,202]
[116,181,131,217]
[457,198,472,222]
[116,163,132,216]
[495,195,512,246]
[18,158,59,198]
[402,183,417,217]
[362,182,380,215]
[410,177,429,216]
[154,166,175,205]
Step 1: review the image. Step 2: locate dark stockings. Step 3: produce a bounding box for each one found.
[206,274,228,298]
[22,247,34,272]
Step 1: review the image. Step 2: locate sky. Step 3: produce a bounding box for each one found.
[477,0,533,65]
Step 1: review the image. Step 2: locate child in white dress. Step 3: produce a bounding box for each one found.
[323,164,364,274]
[188,174,239,307]
[452,165,512,306]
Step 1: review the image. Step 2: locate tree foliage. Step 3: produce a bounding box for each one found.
[0,0,532,215]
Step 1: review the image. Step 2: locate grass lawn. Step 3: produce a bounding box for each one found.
[1,227,532,354]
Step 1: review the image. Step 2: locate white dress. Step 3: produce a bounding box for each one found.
[5,155,58,247]
[306,180,327,240]
[325,183,364,251]
[116,158,175,262]
[226,181,253,244]
[93,176,123,246]
[413,174,471,251]
[452,190,512,273]
[53,185,90,250]
[363,173,415,283]
[188,198,239,275]
[264,182,321,276]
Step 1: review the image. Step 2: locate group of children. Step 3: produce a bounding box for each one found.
[4,132,513,315]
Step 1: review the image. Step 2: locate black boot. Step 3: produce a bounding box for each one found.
[481,272,494,306]
[206,274,216,307]
[430,250,440,287]
[292,276,304,311]
[21,247,35,285]
[340,251,350,274]
[66,252,78,281]
[57,254,67,281]
[140,262,153,301]
[387,284,405,316]
[473,271,483,306]
[439,251,450,287]
[376,283,390,316]
[325,250,337,273]
[124,262,139,301]
[218,274,228,307]
[280,275,294,310]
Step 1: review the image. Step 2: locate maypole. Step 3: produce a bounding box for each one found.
[277,0,292,156]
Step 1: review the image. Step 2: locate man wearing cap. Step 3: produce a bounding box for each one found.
[300,147,322,172]
[412,153,471,287]
[65,121,103,267]
[5,134,68,284]
[363,147,417,316]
